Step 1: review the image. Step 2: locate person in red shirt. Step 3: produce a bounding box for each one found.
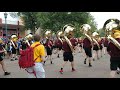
[103,37,109,55]
[98,38,104,57]
[70,37,78,55]
[59,24,76,74]
[103,18,120,78]
[92,32,100,61]
[54,37,63,58]
[80,24,93,67]
[83,37,92,67]
[78,37,83,53]
[44,38,53,65]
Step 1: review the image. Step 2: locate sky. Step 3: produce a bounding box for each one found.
[1,12,120,30]
[90,12,120,29]
[0,12,19,21]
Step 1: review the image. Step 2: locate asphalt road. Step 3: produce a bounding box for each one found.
[0,49,120,78]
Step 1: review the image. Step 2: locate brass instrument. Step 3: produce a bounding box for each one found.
[0,38,7,54]
[57,31,64,44]
[80,24,93,45]
[11,34,18,49]
[63,24,75,52]
[103,18,120,50]
[92,32,100,49]
[24,33,33,46]
[44,30,52,39]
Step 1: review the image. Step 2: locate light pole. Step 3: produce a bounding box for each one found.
[4,12,8,39]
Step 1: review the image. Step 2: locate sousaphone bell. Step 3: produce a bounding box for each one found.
[103,18,120,50]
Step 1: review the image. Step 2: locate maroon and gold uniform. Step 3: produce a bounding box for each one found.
[62,39,73,62]
[55,39,63,50]
[83,38,92,57]
[70,38,78,49]
[107,38,120,70]
[103,38,109,47]
[45,39,53,55]
[78,38,83,47]
[98,39,103,50]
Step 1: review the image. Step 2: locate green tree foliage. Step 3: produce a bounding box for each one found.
[10,12,97,37]
[37,12,97,37]
[98,28,105,37]
[10,12,39,34]
[19,12,38,33]
[87,14,98,33]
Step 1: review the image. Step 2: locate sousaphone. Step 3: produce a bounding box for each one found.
[24,33,33,46]
[63,24,75,52]
[92,32,100,49]
[103,18,120,50]
[44,30,52,39]
[57,30,64,44]
[80,24,93,44]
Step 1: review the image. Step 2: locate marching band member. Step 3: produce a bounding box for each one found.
[43,30,54,65]
[25,33,34,47]
[0,38,10,75]
[70,37,78,55]
[59,24,76,74]
[20,34,34,50]
[92,32,100,61]
[98,37,104,57]
[10,34,18,61]
[103,18,120,78]
[78,37,83,53]
[103,37,109,55]
[54,31,63,58]
[80,24,93,67]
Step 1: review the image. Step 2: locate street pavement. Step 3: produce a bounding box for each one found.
[0,49,120,78]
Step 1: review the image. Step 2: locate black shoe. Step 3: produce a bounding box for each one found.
[57,55,60,58]
[89,63,92,67]
[4,72,11,75]
[84,61,86,64]
[93,58,95,61]
[51,61,53,64]
[117,70,120,74]
[15,58,18,60]
[43,61,46,65]
[10,59,14,61]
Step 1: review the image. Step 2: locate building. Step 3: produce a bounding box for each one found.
[0,18,24,39]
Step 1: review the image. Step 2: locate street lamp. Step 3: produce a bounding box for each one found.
[4,12,8,39]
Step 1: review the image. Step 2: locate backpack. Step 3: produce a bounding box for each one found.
[18,44,40,69]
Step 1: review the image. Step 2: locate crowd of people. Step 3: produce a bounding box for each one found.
[0,18,120,78]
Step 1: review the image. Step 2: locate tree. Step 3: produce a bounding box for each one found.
[98,28,105,37]
[37,12,96,37]
[10,12,97,37]
[10,12,39,34]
